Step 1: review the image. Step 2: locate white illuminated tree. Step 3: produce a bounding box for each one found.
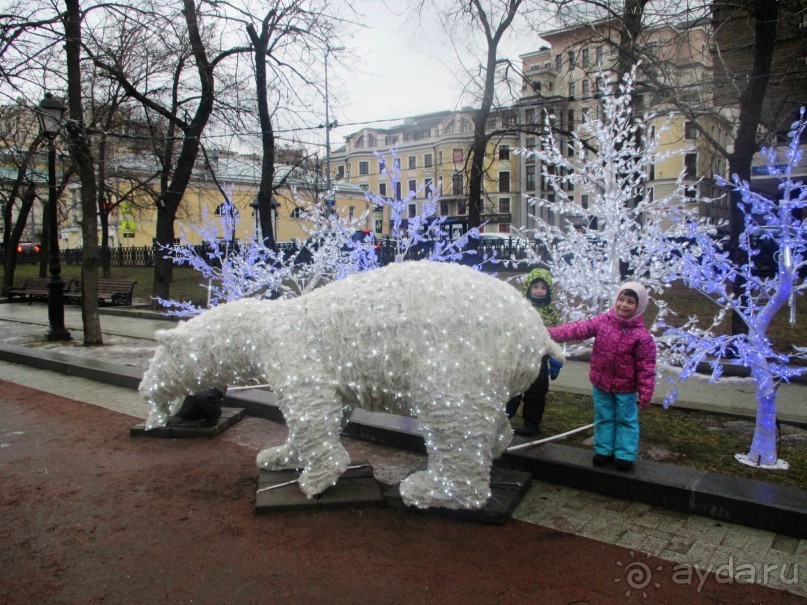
[661,110,807,469]
[511,68,717,332]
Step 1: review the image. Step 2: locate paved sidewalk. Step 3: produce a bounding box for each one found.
[0,301,804,424]
[0,301,806,599]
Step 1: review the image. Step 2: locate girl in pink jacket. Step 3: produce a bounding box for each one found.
[548,282,656,471]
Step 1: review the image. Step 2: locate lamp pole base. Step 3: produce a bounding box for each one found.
[46,275,72,342]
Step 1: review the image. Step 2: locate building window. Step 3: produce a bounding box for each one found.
[291,206,303,219]
[526,165,536,191]
[378,160,386,173]
[409,203,417,218]
[582,48,589,67]
[368,135,376,147]
[567,50,575,71]
[648,163,655,181]
[555,54,562,70]
[359,161,369,176]
[684,120,698,140]
[424,153,433,168]
[336,166,345,178]
[596,46,603,65]
[581,194,589,209]
[453,149,463,163]
[438,151,443,165]
[582,80,590,96]
[498,198,510,213]
[379,183,387,197]
[440,200,449,216]
[684,153,697,178]
[452,173,463,195]
[499,145,510,160]
[395,181,402,201]
[461,119,471,133]
[408,179,417,195]
[425,177,434,197]
[525,108,535,124]
[349,206,355,219]
[359,183,369,191]
[498,171,510,193]
[568,81,575,99]
[355,135,364,148]
[568,109,575,131]
[458,200,467,214]
[408,155,416,170]
[214,203,239,217]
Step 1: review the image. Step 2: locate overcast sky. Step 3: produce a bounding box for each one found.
[323,1,547,148]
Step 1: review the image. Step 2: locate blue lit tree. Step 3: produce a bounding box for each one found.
[157,158,482,316]
[661,110,807,469]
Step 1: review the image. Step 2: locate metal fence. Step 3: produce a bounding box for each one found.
[5,237,544,268]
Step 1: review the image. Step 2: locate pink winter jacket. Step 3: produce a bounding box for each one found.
[548,310,657,404]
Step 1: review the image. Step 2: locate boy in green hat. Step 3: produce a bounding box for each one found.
[506,267,563,436]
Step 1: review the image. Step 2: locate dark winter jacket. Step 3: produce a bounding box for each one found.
[548,310,656,404]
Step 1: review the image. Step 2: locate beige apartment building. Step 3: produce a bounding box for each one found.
[517,18,733,229]
[331,109,522,239]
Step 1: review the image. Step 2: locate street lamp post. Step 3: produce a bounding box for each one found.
[324,45,344,209]
[36,92,70,341]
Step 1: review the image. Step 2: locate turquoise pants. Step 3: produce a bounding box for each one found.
[592,386,639,462]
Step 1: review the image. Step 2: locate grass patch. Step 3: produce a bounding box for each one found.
[535,391,807,490]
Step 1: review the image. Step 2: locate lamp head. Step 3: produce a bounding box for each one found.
[37,92,66,137]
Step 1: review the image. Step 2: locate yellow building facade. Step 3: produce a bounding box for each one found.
[331,109,522,239]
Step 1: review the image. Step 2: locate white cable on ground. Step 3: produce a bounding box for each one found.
[505,423,594,452]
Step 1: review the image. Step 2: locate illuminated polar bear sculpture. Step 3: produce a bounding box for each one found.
[139,261,563,510]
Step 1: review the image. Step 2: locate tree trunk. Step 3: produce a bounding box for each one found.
[150,0,215,307]
[727,0,778,335]
[746,365,780,465]
[96,133,111,277]
[64,0,103,345]
[466,0,522,238]
[246,21,276,250]
[2,182,36,295]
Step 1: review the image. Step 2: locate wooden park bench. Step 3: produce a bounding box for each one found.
[8,277,56,303]
[69,279,137,306]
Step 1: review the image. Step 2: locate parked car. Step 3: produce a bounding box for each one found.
[296,229,378,264]
[17,242,40,253]
[15,242,41,263]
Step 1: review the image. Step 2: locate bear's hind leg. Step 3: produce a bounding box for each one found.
[399,404,495,510]
[492,410,514,459]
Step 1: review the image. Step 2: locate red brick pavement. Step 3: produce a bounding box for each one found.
[0,379,800,605]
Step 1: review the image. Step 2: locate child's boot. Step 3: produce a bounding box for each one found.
[515,421,539,436]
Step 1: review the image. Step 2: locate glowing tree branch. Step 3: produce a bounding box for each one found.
[661,109,807,469]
